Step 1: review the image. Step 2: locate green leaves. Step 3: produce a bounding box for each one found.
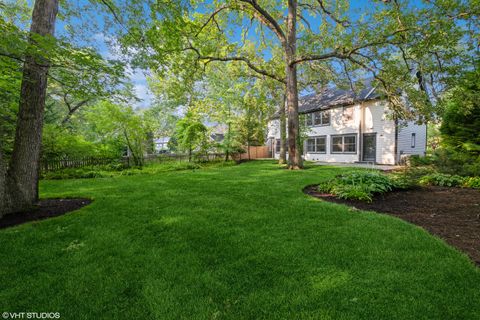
[174,112,209,155]
[317,171,401,202]
[440,64,480,156]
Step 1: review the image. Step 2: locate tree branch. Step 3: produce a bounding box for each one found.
[0,51,25,63]
[291,28,409,66]
[297,12,312,31]
[203,56,285,84]
[185,45,286,84]
[291,50,344,65]
[316,0,350,27]
[195,6,230,37]
[61,99,90,124]
[238,0,286,42]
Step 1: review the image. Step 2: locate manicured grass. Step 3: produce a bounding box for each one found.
[0,161,479,319]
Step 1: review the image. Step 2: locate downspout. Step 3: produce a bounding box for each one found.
[358,104,363,162]
[424,121,428,156]
[394,117,399,165]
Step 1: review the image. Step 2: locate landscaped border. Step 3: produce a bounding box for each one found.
[0,198,92,229]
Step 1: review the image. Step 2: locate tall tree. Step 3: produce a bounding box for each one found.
[174,113,209,161]
[84,101,148,166]
[1,0,59,216]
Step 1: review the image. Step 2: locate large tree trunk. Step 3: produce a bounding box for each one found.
[284,0,303,169]
[278,94,287,164]
[2,0,59,215]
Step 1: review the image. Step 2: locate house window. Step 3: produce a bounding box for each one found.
[306,136,326,153]
[332,136,343,153]
[344,135,356,152]
[316,136,326,153]
[411,133,416,148]
[275,139,281,153]
[306,114,313,126]
[314,112,322,125]
[321,111,330,125]
[305,111,330,127]
[306,138,316,152]
[331,134,357,153]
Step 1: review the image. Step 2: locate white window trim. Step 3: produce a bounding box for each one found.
[331,134,357,154]
[305,110,330,127]
[306,136,327,154]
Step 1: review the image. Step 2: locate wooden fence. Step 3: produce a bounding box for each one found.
[142,153,226,164]
[40,157,118,172]
[40,153,227,172]
[233,146,271,161]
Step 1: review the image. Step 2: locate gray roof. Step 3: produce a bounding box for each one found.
[298,85,380,114]
[272,85,381,119]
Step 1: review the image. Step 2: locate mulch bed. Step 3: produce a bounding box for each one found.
[0,198,92,230]
[304,185,480,266]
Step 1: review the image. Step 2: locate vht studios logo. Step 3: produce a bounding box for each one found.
[2,312,60,319]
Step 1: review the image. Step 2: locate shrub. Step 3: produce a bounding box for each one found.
[388,167,435,189]
[431,147,480,177]
[389,173,416,190]
[318,171,401,202]
[419,173,465,187]
[435,65,480,176]
[407,155,433,167]
[462,177,480,189]
[41,160,233,180]
[333,184,375,202]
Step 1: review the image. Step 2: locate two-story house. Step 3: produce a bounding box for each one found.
[267,86,427,165]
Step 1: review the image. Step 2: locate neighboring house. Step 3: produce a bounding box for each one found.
[154,137,170,153]
[210,133,225,143]
[209,123,227,144]
[267,86,426,165]
[152,128,225,154]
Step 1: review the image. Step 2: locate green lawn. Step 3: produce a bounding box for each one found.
[1,161,479,319]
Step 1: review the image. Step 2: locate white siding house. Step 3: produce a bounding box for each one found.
[267,87,426,165]
[154,137,170,153]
